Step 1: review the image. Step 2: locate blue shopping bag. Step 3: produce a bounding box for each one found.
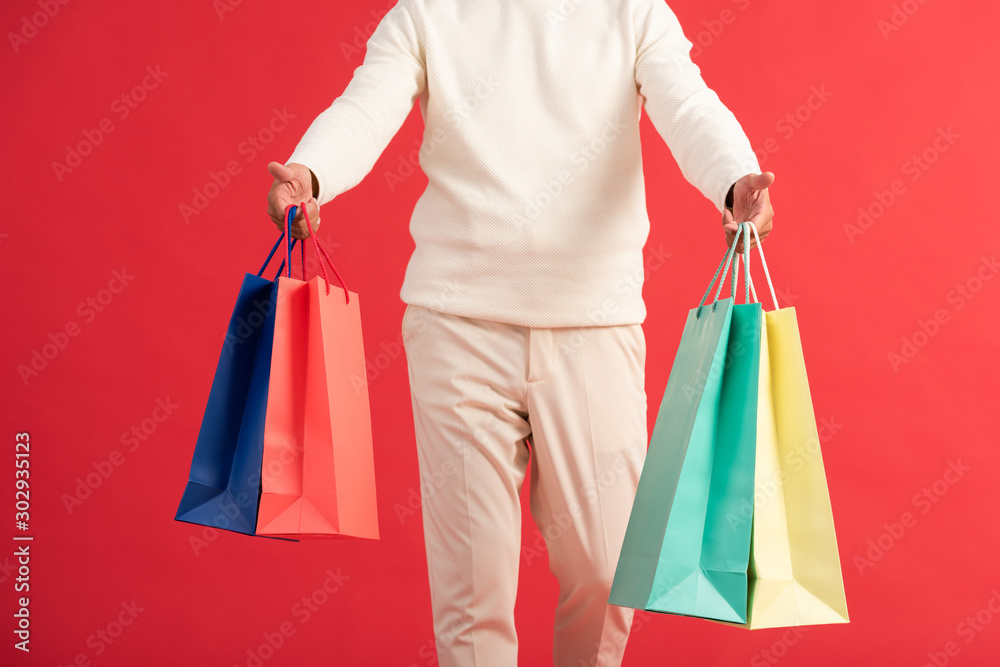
[175,211,302,538]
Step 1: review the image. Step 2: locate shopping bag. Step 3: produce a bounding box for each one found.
[610,222,850,629]
[736,222,849,628]
[609,227,761,623]
[175,231,299,537]
[255,206,379,540]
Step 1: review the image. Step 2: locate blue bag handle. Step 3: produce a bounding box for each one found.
[256,205,299,280]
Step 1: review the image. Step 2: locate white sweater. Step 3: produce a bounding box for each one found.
[287,0,760,327]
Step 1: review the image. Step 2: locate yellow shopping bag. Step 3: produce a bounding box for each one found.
[737,222,850,628]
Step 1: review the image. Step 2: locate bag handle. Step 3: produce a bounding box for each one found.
[731,224,751,306]
[696,221,778,316]
[278,203,350,304]
[257,228,298,279]
[741,221,779,310]
[282,205,309,281]
[697,224,745,318]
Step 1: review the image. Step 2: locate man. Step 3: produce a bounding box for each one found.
[266,1,774,664]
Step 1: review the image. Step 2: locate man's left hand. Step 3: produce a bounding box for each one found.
[723,172,775,252]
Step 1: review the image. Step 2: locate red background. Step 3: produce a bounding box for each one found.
[3,0,999,665]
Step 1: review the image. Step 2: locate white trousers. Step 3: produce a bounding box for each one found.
[401,304,648,667]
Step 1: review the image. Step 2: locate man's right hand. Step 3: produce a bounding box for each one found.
[266,162,321,239]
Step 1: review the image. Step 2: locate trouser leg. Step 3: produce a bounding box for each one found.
[525,323,648,667]
[401,304,532,667]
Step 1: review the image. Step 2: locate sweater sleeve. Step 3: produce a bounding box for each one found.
[634,0,760,213]
[286,0,427,207]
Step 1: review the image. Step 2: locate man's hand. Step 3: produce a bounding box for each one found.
[267,162,321,239]
[722,171,775,252]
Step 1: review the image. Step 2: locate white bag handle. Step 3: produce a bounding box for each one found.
[743,221,779,310]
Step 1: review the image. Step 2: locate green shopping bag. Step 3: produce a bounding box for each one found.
[609,228,761,624]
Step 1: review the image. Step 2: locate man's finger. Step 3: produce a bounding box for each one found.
[268,197,287,224]
[268,197,299,226]
[722,208,739,233]
[288,209,321,239]
[749,171,775,192]
[748,211,773,238]
[289,217,320,239]
[268,161,297,183]
[288,198,321,234]
[302,198,321,229]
